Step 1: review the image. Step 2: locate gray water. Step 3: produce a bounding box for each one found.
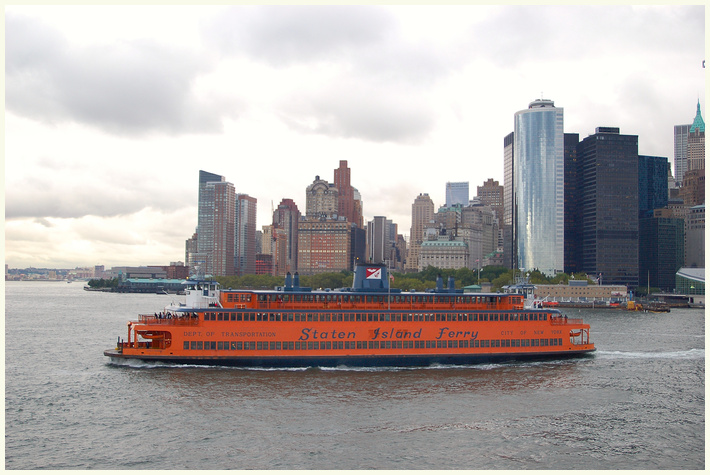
[5,281,705,469]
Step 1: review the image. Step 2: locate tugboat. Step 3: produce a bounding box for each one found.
[104,263,595,367]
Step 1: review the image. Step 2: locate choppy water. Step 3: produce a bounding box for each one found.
[5,281,705,469]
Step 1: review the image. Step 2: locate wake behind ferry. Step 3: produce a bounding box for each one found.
[104,263,595,367]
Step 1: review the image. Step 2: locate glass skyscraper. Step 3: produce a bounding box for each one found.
[513,99,565,276]
[445,182,469,207]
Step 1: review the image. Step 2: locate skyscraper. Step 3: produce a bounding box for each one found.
[681,101,705,207]
[272,198,300,276]
[577,127,639,287]
[638,155,669,218]
[406,193,435,271]
[445,182,469,207]
[503,132,515,269]
[367,216,387,264]
[674,124,690,184]
[513,99,565,276]
[334,160,362,228]
[235,194,257,276]
[196,170,235,276]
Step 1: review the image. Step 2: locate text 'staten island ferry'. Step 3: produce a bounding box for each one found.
[104,263,595,367]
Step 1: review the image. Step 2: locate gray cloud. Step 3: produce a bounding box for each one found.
[204,5,394,64]
[6,13,240,136]
[279,79,435,143]
[5,173,195,220]
[204,6,462,143]
[463,5,705,69]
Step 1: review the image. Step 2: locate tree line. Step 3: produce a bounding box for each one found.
[215,266,598,292]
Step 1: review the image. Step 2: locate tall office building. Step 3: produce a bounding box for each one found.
[406,193,435,271]
[674,124,690,184]
[476,178,504,220]
[334,160,363,228]
[196,170,235,276]
[503,132,515,269]
[513,99,564,276]
[367,216,387,264]
[445,182,469,207]
[685,204,705,268]
[563,133,581,274]
[638,156,669,218]
[235,194,257,276]
[687,100,705,172]
[577,127,639,287]
[297,220,353,274]
[639,216,684,292]
[272,198,300,276]
[681,102,705,207]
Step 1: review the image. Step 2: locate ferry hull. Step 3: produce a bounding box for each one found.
[104,348,595,368]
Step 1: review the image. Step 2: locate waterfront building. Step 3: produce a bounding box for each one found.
[445,182,469,207]
[272,198,300,276]
[577,127,639,287]
[196,170,235,276]
[406,193,435,272]
[235,194,257,276]
[513,98,565,276]
[685,204,705,268]
[639,216,685,292]
[503,132,515,269]
[185,231,198,272]
[533,281,627,303]
[676,267,705,298]
[638,155,669,218]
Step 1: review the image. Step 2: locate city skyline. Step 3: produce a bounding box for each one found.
[5,5,705,268]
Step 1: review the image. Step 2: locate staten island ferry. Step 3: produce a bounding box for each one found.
[104,263,595,367]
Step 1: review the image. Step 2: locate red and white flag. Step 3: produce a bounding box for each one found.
[366,268,381,280]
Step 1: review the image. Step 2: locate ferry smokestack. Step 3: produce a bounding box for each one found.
[294,272,300,288]
[448,276,455,291]
[285,272,293,289]
[436,275,443,292]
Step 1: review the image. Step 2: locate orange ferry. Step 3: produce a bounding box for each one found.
[104,263,595,367]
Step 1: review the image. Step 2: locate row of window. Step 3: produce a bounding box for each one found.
[226,292,522,305]
[183,338,564,351]
[204,311,548,323]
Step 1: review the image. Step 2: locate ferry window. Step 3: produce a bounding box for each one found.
[307,314,314,322]
[395,314,401,322]
[184,341,189,350]
[460,340,469,348]
[190,341,197,349]
[230,313,235,321]
[196,342,203,350]
[218,342,224,350]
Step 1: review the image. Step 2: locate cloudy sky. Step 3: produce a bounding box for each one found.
[5,5,706,269]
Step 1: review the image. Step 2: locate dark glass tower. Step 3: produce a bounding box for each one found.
[577,127,639,287]
[563,133,581,274]
[638,216,684,292]
[638,155,669,218]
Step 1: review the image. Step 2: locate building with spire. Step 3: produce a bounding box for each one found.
[681,101,705,207]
